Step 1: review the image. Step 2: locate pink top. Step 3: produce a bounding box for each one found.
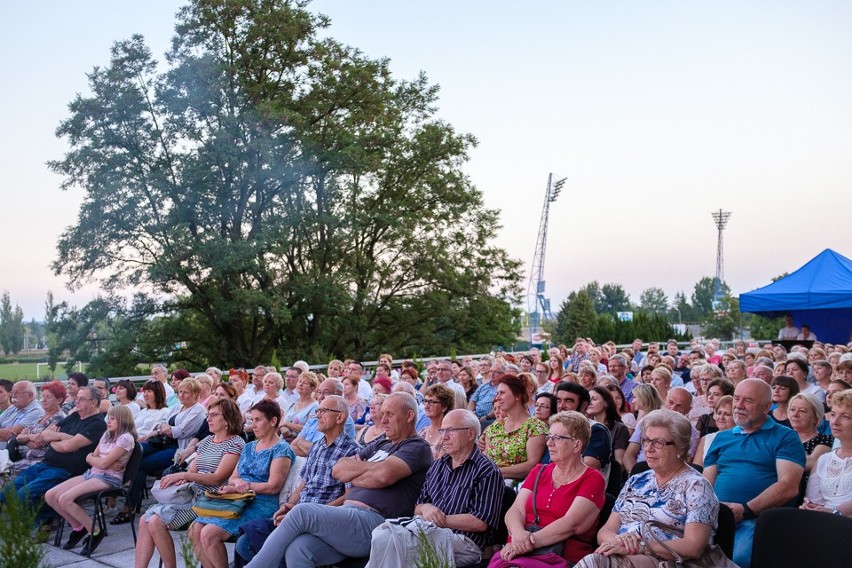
[90,432,134,480]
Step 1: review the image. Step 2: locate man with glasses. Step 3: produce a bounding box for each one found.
[468,360,503,426]
[282,368,301,406]
[1,386,107,527]
[235,394,360,565]
[608,354,636,404]
[0,380,44,449]
[291,379,356,457]
[245,393,432,568]
[533,362,553,394]
[366,409,503,567]
[554,383,612,477]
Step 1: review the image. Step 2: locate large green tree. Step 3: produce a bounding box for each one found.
[639,287,668,315]
[599,283,631,316]
[50,0,521,365]
[553,290,597,344]
[0,291,24,356]
[691,277,730,319]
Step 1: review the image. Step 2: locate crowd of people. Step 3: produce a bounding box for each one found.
[0,335,851,568]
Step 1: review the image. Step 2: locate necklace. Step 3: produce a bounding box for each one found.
[545,463,587,508]
[655,464,687,488]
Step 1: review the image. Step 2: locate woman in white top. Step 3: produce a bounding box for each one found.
[114,379,142,420]
[803,388,852,517]
[134,381,171,439]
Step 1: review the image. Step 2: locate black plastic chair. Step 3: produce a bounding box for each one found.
[605,461,626,496]
[715,502,735,560]
[751,507,852,568]
[54,441,144,556]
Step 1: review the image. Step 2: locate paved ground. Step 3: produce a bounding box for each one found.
[38,499,235,568]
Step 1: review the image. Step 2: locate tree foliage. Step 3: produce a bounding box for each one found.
[0,291,24,356]
[554,291,597,343]
[639,287,668,315]
[691,276,730,319]
[599,283,631,316]
[49,0,521,366]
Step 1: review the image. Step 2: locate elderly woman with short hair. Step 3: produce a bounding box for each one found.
[418,383,455,459]
[489,411,605,567]
[577,410,719,568]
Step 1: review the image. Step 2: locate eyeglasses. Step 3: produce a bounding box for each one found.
[423,399,442,405]
[533,403,551,409]
[640,437,675,449]
[207,412,223,419]
[545,434,575,444]
[316,408,343,415]
[76,397,92,403]
[438,427,472,437]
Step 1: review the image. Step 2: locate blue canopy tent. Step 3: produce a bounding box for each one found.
[739,248,852,344]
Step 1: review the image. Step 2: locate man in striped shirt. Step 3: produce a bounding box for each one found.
[366,409,504,567]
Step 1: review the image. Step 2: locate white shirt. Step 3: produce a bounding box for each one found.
[778,325,800,340]
[440,379,466,397]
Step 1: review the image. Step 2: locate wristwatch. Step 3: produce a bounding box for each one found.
[742,503,757,520]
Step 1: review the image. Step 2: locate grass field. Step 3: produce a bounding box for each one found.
[0,362,87,381]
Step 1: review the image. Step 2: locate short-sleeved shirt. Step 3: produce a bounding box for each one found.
[90,431,135,480]
[347,435,433,519]
[704,417,806,505]
[417,447,504,549]
[193,434,246,492]
[615,467,718,543]
[485,417,548,467]
[470,382,497,418]
[43,412,108,475]
[0,400,44,448]
[301,431,360,504]
[519,464,606,563]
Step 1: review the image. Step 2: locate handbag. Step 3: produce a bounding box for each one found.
[6,437,23,462]
[192,490,256,519]
[147,433,178,450]
[523,465,566,557]
[151,479,194,505]
[640,520,739,568]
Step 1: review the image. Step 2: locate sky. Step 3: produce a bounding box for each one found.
[1,1,850,321]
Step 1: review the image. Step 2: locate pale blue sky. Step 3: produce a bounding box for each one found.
[1,1,850,320]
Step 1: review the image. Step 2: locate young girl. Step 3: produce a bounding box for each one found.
[45,405,137,554]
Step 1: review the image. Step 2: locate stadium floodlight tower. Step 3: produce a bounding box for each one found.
[527,173,566,345]
[711,209,732,308]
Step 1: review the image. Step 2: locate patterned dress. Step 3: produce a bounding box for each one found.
[484,416,548,467]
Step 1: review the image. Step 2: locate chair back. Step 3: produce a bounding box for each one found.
[751,508,852,567]
[598,493,616,529]
[605,461,626,496]
[715,503,735,559]
[123,442,144,486]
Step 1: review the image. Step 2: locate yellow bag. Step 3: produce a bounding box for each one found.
[191,490,255,519]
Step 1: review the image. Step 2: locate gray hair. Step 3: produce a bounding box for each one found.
[387,392,418,418]
[323,394,349,415]
[15,380,37,397]
[392,382,416,396]
[609,354,628,367]
[695,363,723,379]
[642,409,692,457]
[326,378,344,395]
[206,367,222,378]
[789,393,824,427]
[292,360,310,373]
[82,385,102,405]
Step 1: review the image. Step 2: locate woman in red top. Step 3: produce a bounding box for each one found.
[489,411,606,567]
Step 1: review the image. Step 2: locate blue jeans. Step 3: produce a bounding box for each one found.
[733,519,756,568]
[244,503,384,568]
[2,462,72,526]
[126,443,176,510]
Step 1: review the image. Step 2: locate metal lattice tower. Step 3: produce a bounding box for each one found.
[711,209,732,303]
[527,173,566,344]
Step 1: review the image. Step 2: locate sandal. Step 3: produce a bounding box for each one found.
[110,510,134,525]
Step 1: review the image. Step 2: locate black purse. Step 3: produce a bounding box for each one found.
[6,437,23,461]
[147,433,178,450]
[523,465,566,557]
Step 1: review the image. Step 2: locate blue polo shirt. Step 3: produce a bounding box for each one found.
[704,417,805,505]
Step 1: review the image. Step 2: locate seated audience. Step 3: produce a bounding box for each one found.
[370,409,504,567]
[803,388,852,516]
[576,410,719,568]
[490,411,605,567]
[693,395,734,468]
[418,383,455,458]
[244,393,432,568]
[9,381,66,475]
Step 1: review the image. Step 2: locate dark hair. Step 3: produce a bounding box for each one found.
[216,382,238,399]
[556,382,590,408]
[115,379,137,401]
[209,398,244,435]
[785,359,809,376]
[496,373,531,406]
[535,392,557,416]
[68,372,89,387]
[707,378,735,397]
[141,380,167,409]
[771,376,800,398]
[589,386,621,427]
[641,365,655,375]
[171,369,191,381]
[0,379,13,393]
[604,384,630,414]
[249,399,282,428]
